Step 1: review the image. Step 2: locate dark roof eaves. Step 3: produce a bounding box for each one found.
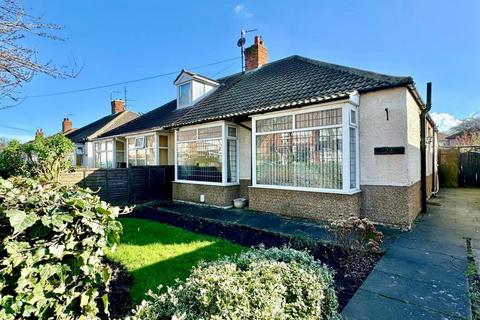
[167,93,351,129]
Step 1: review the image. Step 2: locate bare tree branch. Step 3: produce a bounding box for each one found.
[0,0,78,103]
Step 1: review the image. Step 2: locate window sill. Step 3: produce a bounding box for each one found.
[174,180,240,187]
[250,184,361,195]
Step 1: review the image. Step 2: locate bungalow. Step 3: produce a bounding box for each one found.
[63,100,138,168]
[96,36,438,228]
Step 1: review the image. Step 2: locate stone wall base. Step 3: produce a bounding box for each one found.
[172,182,240,207]
[361,182,421,228]
[248,187,361,221]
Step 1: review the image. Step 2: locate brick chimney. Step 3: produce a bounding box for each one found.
[111,99,125,114]
[35,128,44,138]
[244,36,268,70]
[62,118,72,133]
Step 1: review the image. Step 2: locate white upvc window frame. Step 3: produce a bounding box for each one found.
[126,133,156,167]
[251,100,360,194]
[93,138,115,169]
[174,121,240,186]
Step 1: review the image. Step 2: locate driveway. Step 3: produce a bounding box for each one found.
[342,188,480,319]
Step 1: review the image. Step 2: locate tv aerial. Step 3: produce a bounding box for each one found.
[237,28,258,72]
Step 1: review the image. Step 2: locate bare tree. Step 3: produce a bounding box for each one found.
[449,116,480,135]
[0,0,77,104]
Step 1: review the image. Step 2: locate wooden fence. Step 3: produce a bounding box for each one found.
[439,147,480,187]
[60,166,174,204]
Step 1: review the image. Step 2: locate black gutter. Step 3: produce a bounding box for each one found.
[421,82,432,213]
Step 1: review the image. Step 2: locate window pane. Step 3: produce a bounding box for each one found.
[350,127,357,189]
[256,115,292,133]
[136,149,146,166]
[100,152,107,168]
[227,139,237,182]
[178,83,191,107]
[159,135,168,148]
[146,148,155,165]
[198,126,222,139]
[177,139,222,182]
[146,135,154,148]
[135,137,145,148]
[256,128,342,189]
[177,129,196,141]
[295,108,342,129]
[128,150,135,166]
[106,151,113,168]
[350,109,357,125]
[228,126,237,138]
[159,149,168,165]
[101,142,106,151]
[128,138,135,148]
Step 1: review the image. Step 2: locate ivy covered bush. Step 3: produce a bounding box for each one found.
[0,134,74,182]
[0,177,123,319]
[131,246,340,320]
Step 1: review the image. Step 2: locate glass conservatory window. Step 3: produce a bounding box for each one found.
[254,105,358,192]
[127,135,155,166]
[177,125,223,182]
[176,124,238,184]
[94,141,113,168]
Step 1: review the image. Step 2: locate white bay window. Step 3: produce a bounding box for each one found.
[175,122,239,185]
[252,103,359,193]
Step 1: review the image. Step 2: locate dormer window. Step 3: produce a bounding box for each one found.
[178,82,191,108]
[174,70,219,109]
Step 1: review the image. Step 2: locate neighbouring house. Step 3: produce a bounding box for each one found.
[95,36,438,228]
[63,99,138,168]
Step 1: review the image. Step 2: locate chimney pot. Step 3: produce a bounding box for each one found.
[62,118,72,133]
[35,128,44,138]
[245,35,268,71]
[111,99,125,115]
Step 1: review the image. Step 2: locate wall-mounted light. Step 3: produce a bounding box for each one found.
[385,108,389,121]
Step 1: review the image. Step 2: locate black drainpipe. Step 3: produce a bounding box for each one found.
[421,82,432,213]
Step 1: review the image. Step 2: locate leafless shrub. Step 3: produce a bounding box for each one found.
[328,216,383,255]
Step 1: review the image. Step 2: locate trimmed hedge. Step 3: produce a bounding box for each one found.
[131,246,340,320]
[0,177,123,319]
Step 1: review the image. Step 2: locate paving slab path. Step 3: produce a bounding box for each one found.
[342,188,480,320]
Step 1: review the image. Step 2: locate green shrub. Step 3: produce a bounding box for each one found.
[0,140,27,178]
[131,246,340,320]
[23,134,74,183]
[0,134,74,182]
[0,177,123,319]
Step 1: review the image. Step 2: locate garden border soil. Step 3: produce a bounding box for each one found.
[128,207,382,310]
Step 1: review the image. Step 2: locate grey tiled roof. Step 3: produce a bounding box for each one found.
[98,100,190,137]
[100,55,414,136]
[65,110,137,143]
[171,55,413,127]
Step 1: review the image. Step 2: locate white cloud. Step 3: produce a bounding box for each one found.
[234,4,244,13]
[430,112,462,133]
[234,4,253,18]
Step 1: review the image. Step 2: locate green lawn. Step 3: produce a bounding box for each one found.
[106,217,245,304]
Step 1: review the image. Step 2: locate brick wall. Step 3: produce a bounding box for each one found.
[172,182,240,207]
[248,187,361,221]
[361,182,421,229]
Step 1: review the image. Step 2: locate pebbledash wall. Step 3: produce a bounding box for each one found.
[172,87,437,228]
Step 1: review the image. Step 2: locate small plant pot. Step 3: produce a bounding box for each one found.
[233,198,247,209]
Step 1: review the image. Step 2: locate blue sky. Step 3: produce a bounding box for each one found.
[1,0,479,140]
